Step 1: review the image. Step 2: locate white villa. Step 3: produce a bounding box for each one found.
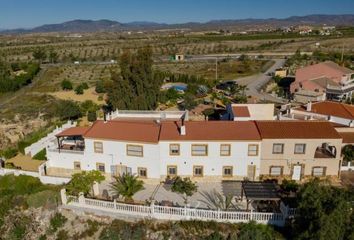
[45,108,344,182]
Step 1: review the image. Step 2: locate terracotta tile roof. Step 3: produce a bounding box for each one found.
[255,121,341,139]
[56,127,90,137]
[159,121,261,141]
[296,101,354,119]
[291,61,353,93]
[338,132,354,144]
[84,120,161,143]
[232,106,251,117]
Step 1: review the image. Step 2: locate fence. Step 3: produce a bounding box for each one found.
[61,189,291,226]
[24,121,77,157]
[0,163,71,185]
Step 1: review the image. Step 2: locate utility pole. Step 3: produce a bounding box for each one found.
[215,57,218,81]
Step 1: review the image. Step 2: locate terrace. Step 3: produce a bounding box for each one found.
[53,127,89,153]
[314,143,337,158]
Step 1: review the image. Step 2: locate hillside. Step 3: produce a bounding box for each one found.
[2,14,354,34]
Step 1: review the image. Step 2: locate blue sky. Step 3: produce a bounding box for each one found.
[1,0,354,29]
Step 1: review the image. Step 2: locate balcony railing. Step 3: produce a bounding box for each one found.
[47,147,84,155]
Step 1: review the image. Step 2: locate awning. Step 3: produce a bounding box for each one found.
[55,127,89,137]
[241,181,280,201]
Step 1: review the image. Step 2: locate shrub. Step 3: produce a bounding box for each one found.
[0,148,18,159]
[81,82,89,90]
[55,100,82,120]
[95,80,106,93]
[32,148,47,160]
[49,213,67,233]
[56,229,69,240]
[61,80,73,90]
[26,190,59,208]
[87,111,97,122]
[75,85,84,95]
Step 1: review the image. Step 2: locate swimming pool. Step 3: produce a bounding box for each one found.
[172,85,187,91]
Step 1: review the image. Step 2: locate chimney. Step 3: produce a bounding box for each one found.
[180,118,186,136]
[349,120,354,127]
[306,101,312,112]
[103,112,107,123]
[180,125,186,135]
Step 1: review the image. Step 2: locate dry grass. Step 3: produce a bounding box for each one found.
[7,153,44,172]
[49,87,105,104]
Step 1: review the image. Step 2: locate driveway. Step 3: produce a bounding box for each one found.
[233,59,287,103]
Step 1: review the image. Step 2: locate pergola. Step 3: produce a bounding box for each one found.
[241,181,281,211]
[55,127,88,152]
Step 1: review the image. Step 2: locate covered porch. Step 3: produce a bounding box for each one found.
[55,127,89,152]
[241,181,281,212]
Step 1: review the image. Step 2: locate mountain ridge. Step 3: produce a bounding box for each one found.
[2,14,354,34]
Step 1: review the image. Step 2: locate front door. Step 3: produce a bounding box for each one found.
[247,165,256,181]
[292,165,302,180]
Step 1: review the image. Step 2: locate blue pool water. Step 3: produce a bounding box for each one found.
[172,85,187,91]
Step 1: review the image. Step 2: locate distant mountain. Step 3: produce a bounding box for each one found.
[1,14,354,34]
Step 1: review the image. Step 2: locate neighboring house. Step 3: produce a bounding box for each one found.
[46,120,262,183]
[256,121,342,180]
[279,101,354,127]
[291,61,354,102]
[225,104,275,121]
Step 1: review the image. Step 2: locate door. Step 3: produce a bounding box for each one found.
[292,165,302,180]
[247,165,256,181]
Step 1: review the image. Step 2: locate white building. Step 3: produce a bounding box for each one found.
[46,120,262,183]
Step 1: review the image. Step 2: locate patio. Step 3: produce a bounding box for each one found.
[98,180,254,210]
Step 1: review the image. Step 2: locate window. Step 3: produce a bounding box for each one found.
[312,167,326,177]
[248,144,259,156]
[191,144,208,156]
[294,144,306,154]
[270,166,283,176]
[223,166,233,177]
[126,144,143,157]
[167,166,177,177]
[74,161,81,170]
[94,141,103,153]
[220,144,231,156]
[273,144,284,154]
[96,163,105,173]
[138,167,147,178]
[169,144,180,156]
[193,166,204,177]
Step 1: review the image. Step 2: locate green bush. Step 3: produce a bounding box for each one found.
[95,80,106,93]
[32,148,47,160]
[61,80,73,90]
[87,111,97,122]
[55,100,82,120]
[81,82,89,90]
[75,85,84,95]
[49,213,67,233]
[0,147,18,159]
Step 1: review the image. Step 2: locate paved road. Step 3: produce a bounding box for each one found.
[233,59,287,103]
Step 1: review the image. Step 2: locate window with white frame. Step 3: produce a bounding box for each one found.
[94,141,103,153]
[167,166,177,177]
[191,144,208,156]
[138,167,147,178]
[223,166,233,177]
[270,166,282,176]
[294,144,306,154]
[96,163,105,173]
[169,144,180,155]
[312,167,326,177]
[220,144,231,156]
[193,166,204,177]
[74,161,81,170]
[126,144,143,157]
[248,144,259,156]
[272,144,284,154]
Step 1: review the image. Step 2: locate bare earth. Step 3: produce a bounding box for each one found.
[49,87,105,104]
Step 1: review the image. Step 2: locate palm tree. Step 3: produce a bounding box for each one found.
[110,174,144,202]
[200,190,238,211]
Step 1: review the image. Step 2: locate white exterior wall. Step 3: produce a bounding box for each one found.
[159,141,261,179]
[46,138,261,181]
[83,139,161,179]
